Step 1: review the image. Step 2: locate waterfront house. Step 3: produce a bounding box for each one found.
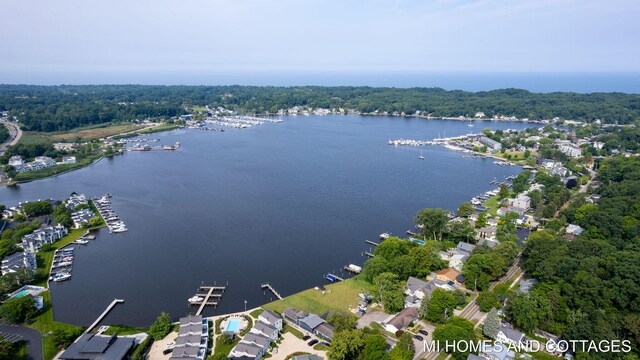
[404,276,430,308]
[173,315,208,360]
[20,224,68,253]
[71,208,95,228]
[62,156,77,164]
[1,251,37,275]
[383,307,419,333]
[281,307,333,341]
[496,325,530,351]
[511,195,531,210]
[239,333,271,350]
[59,334,134,360]
[480,344,516,360]
[283,308,308,324]
[250,321,279,342]
[258,309,283,331]
[479,136,502,151]
[8,155,24,166]
[66,193,88,209]
[229,342,264,360]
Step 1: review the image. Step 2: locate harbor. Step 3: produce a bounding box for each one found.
[93,195,128,233]
[188,285,227,315]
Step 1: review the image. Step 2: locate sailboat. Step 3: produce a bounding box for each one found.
[468,119,474,127]
[419,150,425,160]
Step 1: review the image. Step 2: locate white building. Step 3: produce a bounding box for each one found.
[8,155,24,166]
[511,195,531,210]
[20,224,68,253]
[61,156,76,164]
[558,144,582,158]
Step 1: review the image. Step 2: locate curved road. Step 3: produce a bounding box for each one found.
[0,321,43,360]
[0,119,23,149]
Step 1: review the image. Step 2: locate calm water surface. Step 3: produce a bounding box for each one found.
[0,115,536,327]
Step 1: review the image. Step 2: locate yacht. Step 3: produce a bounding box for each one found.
[53,274,71,282]
[188,296,204,303]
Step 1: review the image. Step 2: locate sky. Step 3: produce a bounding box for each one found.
[1,0,639,87]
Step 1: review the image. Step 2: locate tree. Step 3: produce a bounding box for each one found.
[410,246,447,278]
[0,296,37,323]
[476,291,500,312]
[360,334,390,360]
[362,257,390,283]
[389,332,414,360]
[327,311,357,332]
[148,312,172,340]
[372,273,405,313]
[475,212,488,229]
[21,200,53,217]
[432,317,477,360]
[506,293,550,333]
[424,289,458,323]
[51,328,81,349]
[456,202,474,218]
[374,237,411,261]
[498,184,510,199]
[415,208,449,241]
[483,308,500,339]
[328,329,365,360]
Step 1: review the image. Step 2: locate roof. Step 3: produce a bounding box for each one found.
[175,335,203,346]
[499,325,524,343]
[283,307,308,321]
[231,342,262,356]
[259,310,281,324]
[468,355,484,360]
[387,307,419,331]
[241,333,271,348]
[253,321,278,335]
[59,334,134,360]
[299,313,325,330]
[179,315,203,326]
[457,241,476,253]
[178,323,205,336]
[483,344,516,360]
[171,345,200,358]
[291,355,324,360]
[436,268,460,281]
[314,322,335,340]
[406,276,429,293]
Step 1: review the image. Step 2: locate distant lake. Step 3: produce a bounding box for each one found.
[0,115,537,327]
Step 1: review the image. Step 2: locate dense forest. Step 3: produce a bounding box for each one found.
[0,85,639,132]
[522,156,640,357]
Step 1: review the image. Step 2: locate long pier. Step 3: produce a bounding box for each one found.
[261,283,282,300]
[364,251,375,258]
[191,285,226,315]
[365,240,380,246]
[84,299,124,334]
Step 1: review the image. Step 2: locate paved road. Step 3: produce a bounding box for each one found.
[0,322,43,360]
[0,119,23,148]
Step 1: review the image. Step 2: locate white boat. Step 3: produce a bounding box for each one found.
[53,274,71,282]
[380,232,390,240]
[188,296,204,303]
[73,239,89,245]
[418,150,425,160]
[112,227,127,233]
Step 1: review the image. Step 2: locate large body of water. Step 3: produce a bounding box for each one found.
[0,115,536,327]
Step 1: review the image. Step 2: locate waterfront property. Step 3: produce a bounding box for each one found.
[229,310,283,360]
[1,251,36,275]
[171,315,209,360]
[20,224,68,253]
[382,307,419,333]
[59,333,134,360]
[282,307,334,342]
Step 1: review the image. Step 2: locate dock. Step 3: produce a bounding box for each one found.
[326,273,344,282]
[191,285,226,315]
[364,240,380,246]
[406,230,419,237]
[364,251,375,258]
[261,283,283,300]
[84,299,124,334]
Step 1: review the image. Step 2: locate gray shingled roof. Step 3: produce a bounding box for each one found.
[406,276,429,293]
[299,314,325,330]
[259,310,281,325]
[500,325,524,343]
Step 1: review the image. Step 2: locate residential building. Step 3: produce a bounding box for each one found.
[59,334,134,360]
[511,195,531,210]
[62,156,77,164]
[404,277,458,308]
[480,344,515,360]
[20,224,68,253]
[495,325,531,351]
[558,144,582,158]
[1,251,37,275]
[66,193,89,209]
[229,342,264,360]
[435,268,461,285]
[479,137,502,151]
[565,224,584,240]
[8,155,24,166]
[172,315,208,360]
[281,307,332,341]
[258,310,283,331]
[383,307,419,333]
[251,321,279,342]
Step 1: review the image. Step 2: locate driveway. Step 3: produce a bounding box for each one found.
[0,322,43,360]
[269,332,326,360]
[355,311,390,329]
[147,331,177,360]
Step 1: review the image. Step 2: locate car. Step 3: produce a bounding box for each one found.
[163,348,173,355]
[321,341,331,347]
[419,330,429,336]
[166,341,175,348]
[413,335,424,341]
[302,335,311,341]
[308,339,319,346]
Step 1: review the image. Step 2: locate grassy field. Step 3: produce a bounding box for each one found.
[483,196,501,215]
[101,324,147,335]
[263,276,370,315]
[135,124,179,135]
[14,154,103,183]
[47,124,143,141]
[17,132,51,145]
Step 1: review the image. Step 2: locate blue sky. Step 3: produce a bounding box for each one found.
[1,0,639,85]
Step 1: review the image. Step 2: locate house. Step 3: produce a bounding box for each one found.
[229,342,264,360]
[173,315,208,360]
[565,224,584,240]
[518,279,538,294]
[298,313,335,341]
[496,325,529,351]
[1,251,37,275]
[479,137,502,151]
[59,334,134,360]
[511,195,531,210]
[477,238,498,248]
[258,310,283,331]
[8,155,24,166]
[383,307,419,333]
[558,144,582,158]
[71,208,95,228]
[404,277,458,308]
[480,344,515,360]
[251,321,279,341]
[436,268,461,284]
[475,112,486,118]
[62,156,77,164]
[239,333,271,351]
[314,322,335,341]
[468,354,484,360]
[448,253,469,272]
[457,242,476,254]
[20,224,68,253]
[283,308,308,324]
[66,193,88,209]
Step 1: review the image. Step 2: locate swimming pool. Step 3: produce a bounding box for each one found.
[13,290,30,298]
[225,319,241,333]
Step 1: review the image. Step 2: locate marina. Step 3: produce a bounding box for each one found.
[189,285,227,315]
[93,195,128,233]
[50,247,75,282]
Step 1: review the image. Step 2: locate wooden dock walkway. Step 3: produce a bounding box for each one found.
[192,286,226,315]
[364,251,375,258]
[84,299,124,334]
[261,283,282,300]
[364,240,380,246]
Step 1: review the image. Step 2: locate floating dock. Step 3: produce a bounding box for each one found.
[190,285,226,315]
[261,283,282,300]
[326,273,344,282]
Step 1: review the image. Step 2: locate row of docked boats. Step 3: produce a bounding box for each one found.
[93,195,128,233]
[470,188,500,206]
[50,247,74,282]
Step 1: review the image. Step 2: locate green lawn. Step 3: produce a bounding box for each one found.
[34,228,92,287]
[101,324,147,335]
[249,308,263,319]
[283,324,304,339]
[482,196,501,215]
[263,276,370,316]
[14,153,104,183]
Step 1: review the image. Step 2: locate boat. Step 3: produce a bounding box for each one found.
[379,232,390,240]
[73,239,89,245]
[418,150,425,160]
[112,226,127,233]
[53,274,71,282]
[188,296,204,303]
